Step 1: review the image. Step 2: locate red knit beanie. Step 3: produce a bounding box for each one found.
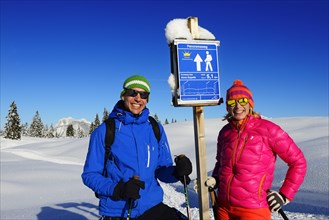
[226,80,254,108]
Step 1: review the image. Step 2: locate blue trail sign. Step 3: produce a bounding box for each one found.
[171,39,222,106]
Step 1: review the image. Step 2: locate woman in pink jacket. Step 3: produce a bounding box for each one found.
[209,80,307,219]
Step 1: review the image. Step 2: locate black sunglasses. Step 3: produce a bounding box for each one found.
[124,89,150,99]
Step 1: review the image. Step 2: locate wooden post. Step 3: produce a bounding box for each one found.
[188,17,211,220]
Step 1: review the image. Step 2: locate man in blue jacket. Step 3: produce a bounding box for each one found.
[82,75,192,220]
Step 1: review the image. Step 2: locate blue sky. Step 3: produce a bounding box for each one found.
[1,0,328,127]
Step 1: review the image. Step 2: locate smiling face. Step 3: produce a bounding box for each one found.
[122,87,148,115]
[227,101,251,121]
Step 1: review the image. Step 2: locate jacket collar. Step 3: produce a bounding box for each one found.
[109,100,149,125]
[229,115,251,131]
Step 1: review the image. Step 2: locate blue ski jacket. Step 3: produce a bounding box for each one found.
[82,101,178,217]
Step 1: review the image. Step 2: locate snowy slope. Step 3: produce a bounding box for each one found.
[1,117,328,220]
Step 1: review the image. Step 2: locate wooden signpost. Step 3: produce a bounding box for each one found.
[169,17,223,220]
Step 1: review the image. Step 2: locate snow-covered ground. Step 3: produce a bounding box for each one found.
[1,117,328,219]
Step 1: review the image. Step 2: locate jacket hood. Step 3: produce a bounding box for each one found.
[109,100,150,125]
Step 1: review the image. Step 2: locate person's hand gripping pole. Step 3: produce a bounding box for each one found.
[127,175,142,220]
[174,154,192,220]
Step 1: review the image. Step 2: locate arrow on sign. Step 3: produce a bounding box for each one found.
[194,54,203,71]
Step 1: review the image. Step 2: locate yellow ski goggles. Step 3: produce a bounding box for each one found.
[226,98,249,107]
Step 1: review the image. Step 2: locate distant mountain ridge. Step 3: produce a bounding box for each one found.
[54,117,91,137]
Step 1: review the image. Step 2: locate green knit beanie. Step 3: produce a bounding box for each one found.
[120,75,151,97]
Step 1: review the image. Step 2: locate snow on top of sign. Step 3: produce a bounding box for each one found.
[164,18,216,44]
[167,73,178,96]
[165,18,216,99]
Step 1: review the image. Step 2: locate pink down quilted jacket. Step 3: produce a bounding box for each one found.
[212,115,307,209]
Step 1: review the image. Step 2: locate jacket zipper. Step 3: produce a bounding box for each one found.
[227,130,241,202]
[226,174,233,202]
[227,119,249,203]
[147,145,150,168]
[258,174,266,200]
[236,135,248,162]
[231,131,240,167]
[132,123,140,175]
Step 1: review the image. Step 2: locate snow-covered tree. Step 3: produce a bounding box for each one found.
[77,125,85,138]
[29,111,44,137]
[66,124,74,137]
[47,124,55,138]
[21,122,29,136]
[55,131,61,138]
[4,101,21,140]
[102,108,109,122]
[43,124,49,138]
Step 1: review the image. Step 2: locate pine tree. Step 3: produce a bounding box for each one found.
[43,124,49,138]
[94,113,100,128]
[47,124,55,138]
[29,111,44,137]
[88,113,100,134]
[89,122,95,134]
[154,114,159,122]
[66,124,75,137]
[102,108,109,122]
[165,118,169,125]
[154,113,161,124]
[55,131,60,138]
[21,123,29,136]
[4,101,21,140]
[77,125,85,138]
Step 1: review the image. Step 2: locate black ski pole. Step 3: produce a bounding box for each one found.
[279,209,289,220]
[127,175,139,220]
[183,175,191,220]
[175,155,191,219]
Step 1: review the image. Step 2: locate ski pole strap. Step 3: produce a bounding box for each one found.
[209,191,216,207]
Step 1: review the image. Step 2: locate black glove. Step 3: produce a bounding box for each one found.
[173,154,192,185]
[266,190,289,212]
[113,178,145,200]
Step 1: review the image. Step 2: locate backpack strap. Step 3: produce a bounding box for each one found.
[102,116,159,176]
[148,116,161,142]
[95,118,115,198]
[103,117,115,176]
